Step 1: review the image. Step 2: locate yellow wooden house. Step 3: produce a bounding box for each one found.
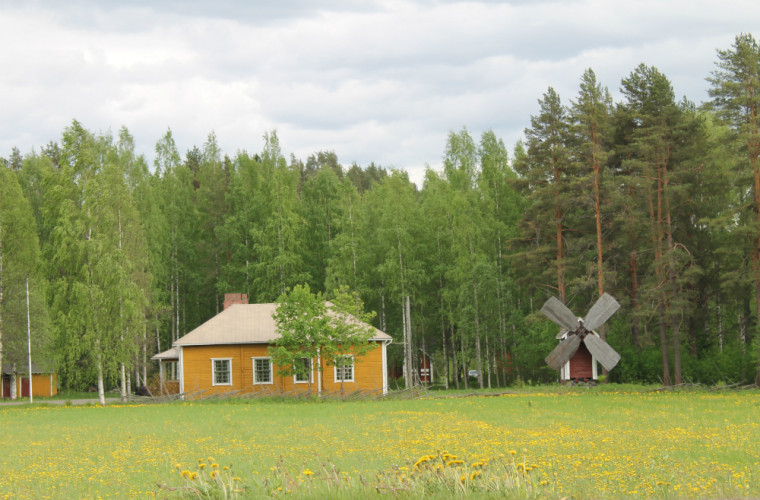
[154,294,392,397]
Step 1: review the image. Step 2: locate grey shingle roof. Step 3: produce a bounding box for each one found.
[174,303,392,347]
[151,346,180,361]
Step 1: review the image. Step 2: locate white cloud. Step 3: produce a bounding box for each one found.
[1,0,758,187]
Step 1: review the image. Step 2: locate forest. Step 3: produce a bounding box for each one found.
[0,34,758,394]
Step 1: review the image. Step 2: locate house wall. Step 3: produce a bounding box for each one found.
[181,342,385,396]
[2,373,57,398]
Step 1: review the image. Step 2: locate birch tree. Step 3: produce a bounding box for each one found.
[0,166,49,399]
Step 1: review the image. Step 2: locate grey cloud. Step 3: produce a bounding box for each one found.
[1,0,758,185]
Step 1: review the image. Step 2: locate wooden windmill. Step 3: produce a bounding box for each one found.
[541,293,621,382]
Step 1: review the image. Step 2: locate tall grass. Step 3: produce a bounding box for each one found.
[1,386,757,498]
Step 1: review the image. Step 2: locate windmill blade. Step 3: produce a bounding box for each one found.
[583,293,620,331]
[540,297,579,331]
[545,334,581,371]
[583,334,621,371]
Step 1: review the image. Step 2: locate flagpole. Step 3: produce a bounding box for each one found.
[26,278,33,404]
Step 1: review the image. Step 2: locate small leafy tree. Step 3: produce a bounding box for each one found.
[325,286,376,394]
[270,284,326,394]
[270,284,376,395]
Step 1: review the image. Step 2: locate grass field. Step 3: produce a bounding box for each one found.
[1,386,758,498]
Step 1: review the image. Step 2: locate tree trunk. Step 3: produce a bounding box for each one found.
[120,362,127,402]
[380,281,386,332]
[440,293,449,390]
[649,160,670,385]
[658,304,671,386]
[473,278,483,389]
[461,331,468,389]
[629,250,642,355]
[405,296,414,388]
[142,324,147,387]
[10,367,17,400]
[554,161,566,303]
[485,333,491,389]
[663,159,682,385]
[96,344,106,406]
[451,323,459,390]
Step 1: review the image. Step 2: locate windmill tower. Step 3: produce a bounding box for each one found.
[541,293,621,382]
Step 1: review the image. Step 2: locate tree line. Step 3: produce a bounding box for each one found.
[0,34,758,395]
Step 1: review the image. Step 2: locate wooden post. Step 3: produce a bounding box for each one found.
[26,278,33,403]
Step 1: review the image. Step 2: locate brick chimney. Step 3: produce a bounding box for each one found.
[224,293,248,310]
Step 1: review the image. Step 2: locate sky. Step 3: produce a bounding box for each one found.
[1,0,758,185]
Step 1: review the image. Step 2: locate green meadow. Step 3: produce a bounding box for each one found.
[1,387,758,498]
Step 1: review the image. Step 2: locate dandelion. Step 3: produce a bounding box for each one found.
[302,468,314,476]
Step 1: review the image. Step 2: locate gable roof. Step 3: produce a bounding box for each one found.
[2,361,55,374]
[174,303,392,347]
[151,346,180,361]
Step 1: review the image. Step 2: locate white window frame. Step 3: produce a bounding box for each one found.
[211,358,233,386]
[252,357,273,385]
[294,357,313,384]
[333,355,355,382]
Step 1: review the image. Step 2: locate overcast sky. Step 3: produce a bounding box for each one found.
[1,1,757,185]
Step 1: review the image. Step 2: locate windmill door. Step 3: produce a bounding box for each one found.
[569,342,593,379]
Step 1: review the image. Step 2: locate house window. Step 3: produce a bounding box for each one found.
[294,358,313,383]
[252,357,273,385]
[212,358,232,386]
[334,355,354,382]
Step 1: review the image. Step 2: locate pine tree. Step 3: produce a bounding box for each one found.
[707,33,760,382]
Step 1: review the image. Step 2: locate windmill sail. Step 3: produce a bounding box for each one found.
[540,297,578,331]
[544,334,581,371]
[583,334,621,371]
[583,293,620,331]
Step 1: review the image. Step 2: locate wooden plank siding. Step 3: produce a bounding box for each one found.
[2,373,58,398]
[181,342,385,396]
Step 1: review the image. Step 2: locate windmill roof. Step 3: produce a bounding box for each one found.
[174,303,392,347]
[555,330,601,340]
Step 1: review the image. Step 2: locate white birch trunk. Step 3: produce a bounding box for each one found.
[10,371,17,400]
[406,295,414,388]
[120,362,127,402]
[402,301,409,388]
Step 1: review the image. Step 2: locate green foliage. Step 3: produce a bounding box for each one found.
[270,284,376,393]
[0,166,50,372]
[7,33,760,392]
